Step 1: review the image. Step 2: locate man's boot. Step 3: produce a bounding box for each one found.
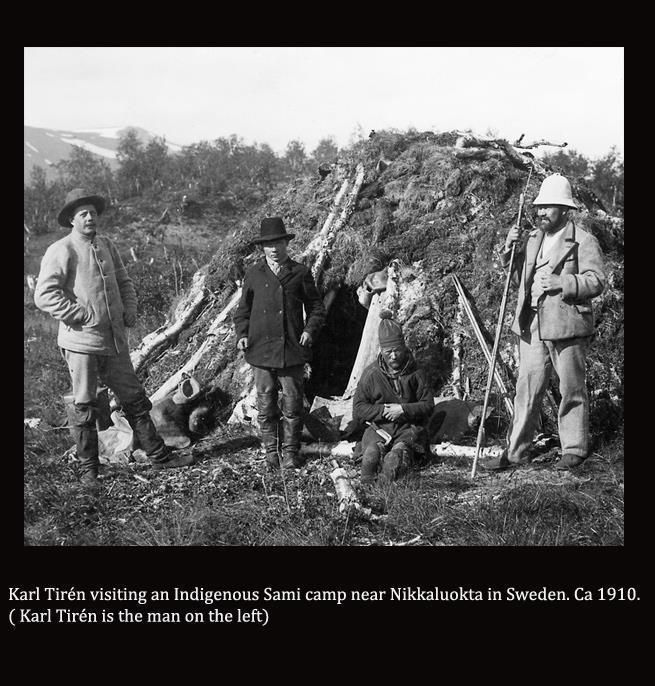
[124,396,193,470]
[380,441,411,485]
[257,393,281,468]
[361,443,383,486]
[280,383,305,469]
[281,415,304,469]
[66,401,100,488]
[555,453,586,471]
[260,422,281,469]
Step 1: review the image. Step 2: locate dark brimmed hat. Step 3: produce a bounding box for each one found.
[57,188,106,227]
[252,217,295,244]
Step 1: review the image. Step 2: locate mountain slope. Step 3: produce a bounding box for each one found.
[24,125,182,182]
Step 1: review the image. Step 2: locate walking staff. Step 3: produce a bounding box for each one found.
[471,166,533,478]
[479,174,606,474]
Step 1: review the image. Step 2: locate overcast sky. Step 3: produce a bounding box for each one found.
[24,47,623,160]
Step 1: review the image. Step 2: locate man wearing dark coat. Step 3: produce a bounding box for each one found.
[234,217,326,469]
[353,310,435,485]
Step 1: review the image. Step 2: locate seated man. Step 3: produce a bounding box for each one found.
[352,310,435,485]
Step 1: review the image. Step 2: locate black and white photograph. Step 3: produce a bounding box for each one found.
[23,46,624,548]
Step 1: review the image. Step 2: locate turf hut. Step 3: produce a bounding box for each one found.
[135,130,624,453]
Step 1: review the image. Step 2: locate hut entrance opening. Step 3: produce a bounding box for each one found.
[304,287,368,402]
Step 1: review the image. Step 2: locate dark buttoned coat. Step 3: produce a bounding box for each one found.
[234,258,326,368]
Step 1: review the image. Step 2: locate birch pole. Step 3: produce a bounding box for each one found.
[149,288,242,404]
[301,176,351,260]
[130,271,208,375]
[311,163,366,284]
[451,299,464,399]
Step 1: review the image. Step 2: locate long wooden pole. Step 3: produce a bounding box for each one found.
[452,274,514,417]
[471,166,532,478]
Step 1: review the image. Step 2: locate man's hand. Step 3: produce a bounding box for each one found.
[537,269,563,293]
[237,337,248,351]
[505,226,521,251]
[300,332,313,347]
[382,403,404,421]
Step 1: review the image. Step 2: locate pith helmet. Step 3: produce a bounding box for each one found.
[532,174,577,209]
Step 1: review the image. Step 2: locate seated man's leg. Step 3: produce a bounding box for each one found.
[103,350,192,468]
[380,441,412,485]
[62,349,100,486]
[253,366,281,467]
[360,425,384,485]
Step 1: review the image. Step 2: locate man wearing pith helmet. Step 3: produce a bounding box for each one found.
[481,174,606,472]
[234,217,326,470]
[34,188,194,489]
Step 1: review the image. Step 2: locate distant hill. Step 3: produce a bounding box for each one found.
[24,125,182,183]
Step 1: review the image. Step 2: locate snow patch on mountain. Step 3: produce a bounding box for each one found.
[76,127,125,138]
[25,142,39,153]
[59,137,118,160]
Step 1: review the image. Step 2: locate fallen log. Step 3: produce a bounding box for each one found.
[513,134,568,149]
[453,132,548,174]
[300,441,356,459]
[300,440,503,461]
[432,442,503,459]
[149,288,242,404]
[330,460,361,514]
[131,271,208,375]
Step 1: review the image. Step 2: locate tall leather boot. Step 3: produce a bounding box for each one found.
[124,395,193,469]
[281,417,304,469]
[66,401,100,488]
[380,441,411,485]
[361,443,382,485]
[257,392,281,468]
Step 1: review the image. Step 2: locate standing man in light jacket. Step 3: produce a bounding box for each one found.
[234,217,326,470]
[481,175,606,472]
[35,189,193,488]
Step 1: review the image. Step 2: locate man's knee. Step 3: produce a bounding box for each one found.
[121,392,152,418]
[257,391,279,422]
[280,391,303,418]
[66,401,98,429]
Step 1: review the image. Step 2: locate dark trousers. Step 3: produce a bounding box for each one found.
[253,365,304,459]
[360,425,413,485]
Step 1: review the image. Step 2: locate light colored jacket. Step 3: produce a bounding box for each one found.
[503,221,605,340]
[34,231,137,355]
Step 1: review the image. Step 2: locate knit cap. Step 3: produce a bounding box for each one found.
[378,309,404,347]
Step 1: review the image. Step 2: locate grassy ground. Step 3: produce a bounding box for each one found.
[24,301,624,547]
[24,415,624,547]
